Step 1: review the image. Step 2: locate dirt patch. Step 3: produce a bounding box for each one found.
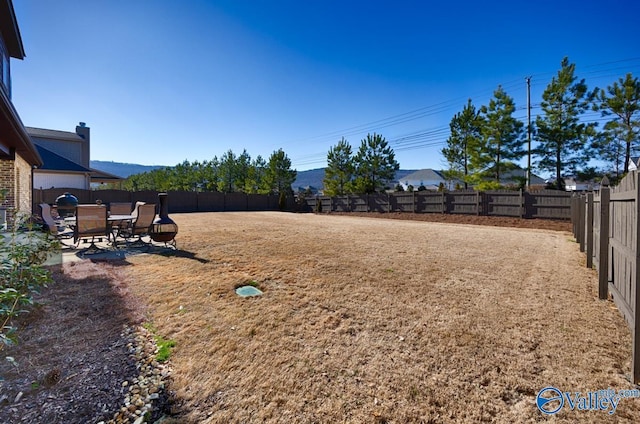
[330,211,572,232]
[1,212,636,423]
[0,261,148,423]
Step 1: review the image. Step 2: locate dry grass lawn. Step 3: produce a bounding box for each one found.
[121,212,640,423]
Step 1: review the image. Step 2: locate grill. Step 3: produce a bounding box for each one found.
[55,192,78,217]
[150,193,178,247]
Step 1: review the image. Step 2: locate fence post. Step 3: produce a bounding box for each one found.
[599,177,610,300]
[441,192,445,214]
[579,195,586,252]
[586,192,594,269]
[476,191,480,216]
[519,189,524,218]
[412,190,416,213]
[633,172,640,384]
[571,195,577,237]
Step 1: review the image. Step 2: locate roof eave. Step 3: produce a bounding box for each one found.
[0,88,42,166]
[0,0,26,59]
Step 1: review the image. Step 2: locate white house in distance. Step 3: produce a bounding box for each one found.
[398,168,546,191]
[398,169,452,190]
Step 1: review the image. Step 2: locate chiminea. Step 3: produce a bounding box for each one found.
[150,193,178,246]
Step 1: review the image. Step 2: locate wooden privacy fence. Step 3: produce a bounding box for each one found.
[32,188,288,214]
[573,172,640,383]
[306,190,571,219]
[34,188,571,219]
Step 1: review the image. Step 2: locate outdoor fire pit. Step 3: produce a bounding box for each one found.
[150,192,178,247]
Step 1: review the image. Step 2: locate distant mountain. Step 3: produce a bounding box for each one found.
[293,168,419,190]
[90,160,167,178]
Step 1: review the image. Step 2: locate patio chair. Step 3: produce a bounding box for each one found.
[73,204,110,254]
[39,203,73,242]
[109,202,133,236]
[118,203,156,247]
[130,201,146,220]
[109,202,132,215]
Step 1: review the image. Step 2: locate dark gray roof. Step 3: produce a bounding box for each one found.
[35,144,91,173]
[400,169,446,182]
[500,169,545,185]
[90,168,122,182]
[26,127,84,141]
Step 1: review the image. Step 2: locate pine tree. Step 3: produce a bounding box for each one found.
[323,137,354,195]
[473,86,524,184]
[442,99,482,189]
[353,133,399,194]
[534,57,594,189]
[592,73,640,177]
[263,149,297,194]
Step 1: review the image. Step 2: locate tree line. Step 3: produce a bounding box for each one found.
[121,148,297,195]
[442,57,640,190]
[118,57,638,195]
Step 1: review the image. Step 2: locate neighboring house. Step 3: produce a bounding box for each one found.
[27,123,121,190]
[399,168,547,191]
[563,177,601,192]
[628,157,639,172]
[399,169,454,191]
[499,168,546,187]
[0,0,43,218]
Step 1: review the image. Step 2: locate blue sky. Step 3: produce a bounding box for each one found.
[10,0,640,174]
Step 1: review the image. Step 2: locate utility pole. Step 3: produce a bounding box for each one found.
[525,76,532,189]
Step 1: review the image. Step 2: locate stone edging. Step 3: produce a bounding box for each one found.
[100,325,171,424]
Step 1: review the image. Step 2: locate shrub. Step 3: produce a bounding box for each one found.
[1,212,56,351]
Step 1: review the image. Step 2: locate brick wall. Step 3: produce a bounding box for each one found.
[0,156,16,210]
[15,154,32,214]
[0,153,33,216]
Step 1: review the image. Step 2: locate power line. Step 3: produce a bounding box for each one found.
[290,57,640,169]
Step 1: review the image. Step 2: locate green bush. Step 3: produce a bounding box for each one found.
[1,212,56,350]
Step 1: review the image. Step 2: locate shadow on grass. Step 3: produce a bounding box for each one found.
[76,245,210,265]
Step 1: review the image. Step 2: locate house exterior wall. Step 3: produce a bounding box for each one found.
[14,153,31,213]
[34,171,88,190]
[0,156,15,209]
[0,153,32,215]
[31,136,84,165]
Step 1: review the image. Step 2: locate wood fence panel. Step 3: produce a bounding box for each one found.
[132,190,160,205]
[167,191,197,213]
[607,171,640,382]
[447,191,479,215]
[350,195,368,212]
[485,190,522,217]
[197,192,225,212]
[225,193,249,211]
[318,196,332,212]
[369,194,388,213]
[248,194,278,211]
[525,190,572,219]
[415,192,445,213]
[333,196,349,212]
[391,192,415,213]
